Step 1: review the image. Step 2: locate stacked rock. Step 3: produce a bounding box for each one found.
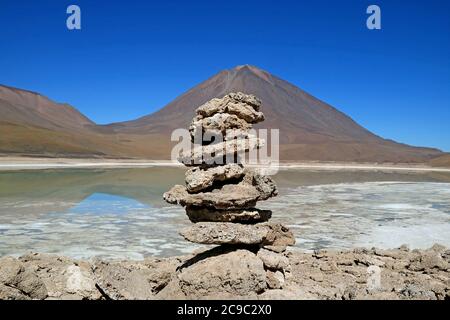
[164,92,295,290]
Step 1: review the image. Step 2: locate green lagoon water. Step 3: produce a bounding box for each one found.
[1,167,450,259]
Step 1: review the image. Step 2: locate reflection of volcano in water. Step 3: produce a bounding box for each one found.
[1,168,450,259]
[1,167,450,215]
[71,193,150,215]
[266,181,450,251]
[0,167,186,218]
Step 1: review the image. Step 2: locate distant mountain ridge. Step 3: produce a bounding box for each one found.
[0,65,446,163]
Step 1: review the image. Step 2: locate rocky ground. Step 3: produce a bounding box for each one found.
[1,244,448,300]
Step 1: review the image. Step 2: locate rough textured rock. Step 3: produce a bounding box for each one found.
[18,253,99,300]
[408,249,449,272]
[154,277,187,300]
[185,164,245,193]
[257,248,290,271]
[65,265,97,298]
[0,283,31,300]
[186,207,272,223]
[224,129,257,141]
[288,246,450,300]
[177,249,266,298]
[164,183,260,209]
[93,261,154,300]
[196,93,264,124]
[189,113,252,140]
[177,136,264,166]
[164,172,277,210]
[162,185,187,205]
[244,171,278,199]
[92,257,181,300]
[227,92,262,110]
[1,245,449,300]
[261,224,296,247]
[179,222,296,246]
[0,256,47,300]
[266,270,285,289]
[166,185,262,210]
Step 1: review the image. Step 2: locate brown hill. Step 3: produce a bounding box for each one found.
[429,154,450,167]
[0,85,100,156]
[0,65,444,162]
[0,85,163,158]
[0,85,98,131]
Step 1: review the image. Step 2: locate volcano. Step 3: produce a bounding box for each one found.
[0,65,444,162]
[107,65,443,162]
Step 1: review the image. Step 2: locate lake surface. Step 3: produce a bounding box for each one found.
[1,167,450,259]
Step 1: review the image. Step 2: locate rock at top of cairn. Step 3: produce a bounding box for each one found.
[195,92,264,123]
[180,92,266,166]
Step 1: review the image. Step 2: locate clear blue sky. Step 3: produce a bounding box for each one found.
[1,0,449,151]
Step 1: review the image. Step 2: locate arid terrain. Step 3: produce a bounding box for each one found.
[1,245,448,300]
[1,65,447,164]
[429,154,450,167]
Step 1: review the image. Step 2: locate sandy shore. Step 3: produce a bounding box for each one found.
[0,157,179,170]
[1,157,450,172]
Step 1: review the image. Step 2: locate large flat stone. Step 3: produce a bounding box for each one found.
[177,137,264,166]
[179,222,296,246]
[164,171,277,210]
[164,184,260,209]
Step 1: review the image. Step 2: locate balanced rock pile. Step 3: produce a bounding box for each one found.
[163,92,296,297]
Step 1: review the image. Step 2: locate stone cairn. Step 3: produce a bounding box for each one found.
[163,92,295,293]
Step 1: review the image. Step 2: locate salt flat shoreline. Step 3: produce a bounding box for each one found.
[0,157,450,172]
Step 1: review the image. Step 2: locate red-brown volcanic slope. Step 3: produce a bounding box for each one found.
[0,66,444,162]
[429,154,450,167]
